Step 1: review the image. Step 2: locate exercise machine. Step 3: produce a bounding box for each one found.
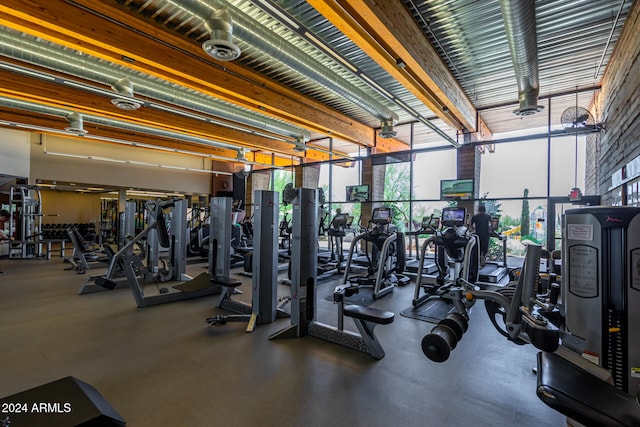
[78,201,137,294]
[186,205,210,258]
[94,199,217,308]
[65,225,109,273]
[476,216,508,284]
[404,215,439,278]
[341,207,409,300]
[420,206,640,426]
[7,185,44,258]
[534,206,640,426]
[206,193,288,330]
[420,242,559,361]
[411,207,479,309]
[315,211,350,278]
[270,188,395,360]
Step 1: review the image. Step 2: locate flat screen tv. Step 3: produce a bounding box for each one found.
[346,185,369,202]
[440,179,474,200]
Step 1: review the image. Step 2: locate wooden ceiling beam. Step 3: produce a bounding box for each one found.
[0,67,301,156]
[0,107,239,159]
[0,0,374,146]
[373,135,410,153]
[308,0,484,135]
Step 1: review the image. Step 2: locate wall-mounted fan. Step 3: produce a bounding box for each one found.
[282,182,297,205]
[560,106,602,133]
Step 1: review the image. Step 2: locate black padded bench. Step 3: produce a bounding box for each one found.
[343,304,395,359]
[536,351,640,427]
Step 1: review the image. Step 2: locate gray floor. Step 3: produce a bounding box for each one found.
[0,257,566,426]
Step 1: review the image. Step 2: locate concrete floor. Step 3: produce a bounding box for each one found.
[0,257,566,426]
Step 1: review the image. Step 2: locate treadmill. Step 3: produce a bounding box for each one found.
[477,217,508,284]
[405,215,439,277]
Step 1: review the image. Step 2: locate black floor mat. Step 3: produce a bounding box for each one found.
[324,286,376,307]
[173,273,213,292]
[400,299,457,323]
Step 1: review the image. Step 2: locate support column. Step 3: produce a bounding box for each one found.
[456,134,481,221]
[294,164,321,189]
[361,157,385,225]
[211,161,234,196]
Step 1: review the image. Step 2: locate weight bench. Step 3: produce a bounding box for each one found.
[343,304,394,360]
[536,351,640,427]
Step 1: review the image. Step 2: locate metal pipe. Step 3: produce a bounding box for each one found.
[168,0,399,131]
[499,0,544,116]
[594,0,626,79]
[0,29,310,142]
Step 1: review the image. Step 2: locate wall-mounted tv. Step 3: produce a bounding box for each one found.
[346,185,369,202]
[440,179,474,200]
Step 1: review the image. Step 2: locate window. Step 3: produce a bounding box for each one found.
[382,162,411,230]
[480,139,548,198]
[549,134,586,196]
[331,160,361,202]
[412,150,457,200]
[489,198,548,257]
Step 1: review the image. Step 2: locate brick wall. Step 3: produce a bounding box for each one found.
[588,0,640,203]
[456,142,481,216]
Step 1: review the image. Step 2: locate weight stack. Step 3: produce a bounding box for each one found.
[563,206,640,393]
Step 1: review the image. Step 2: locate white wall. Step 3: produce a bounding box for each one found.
[0,128,30,179]
[29,134,212,194]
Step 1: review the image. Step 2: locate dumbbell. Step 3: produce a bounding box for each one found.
[421,312,468,362]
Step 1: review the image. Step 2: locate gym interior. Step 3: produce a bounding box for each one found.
[1,1,639,426]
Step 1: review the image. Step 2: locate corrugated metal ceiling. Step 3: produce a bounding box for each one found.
[404,0,631,109]
[122,0,631,138]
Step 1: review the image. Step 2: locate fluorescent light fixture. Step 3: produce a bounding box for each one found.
[0,61,56,81]
[43,150,232,175]
[257,0,300,29]
[360,74,392,98]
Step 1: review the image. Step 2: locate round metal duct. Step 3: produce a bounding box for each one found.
[65,112,88,136]
[202,8,241,61]
[378,118,397,138]
[111,77,142,111]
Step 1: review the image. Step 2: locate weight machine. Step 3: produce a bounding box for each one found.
[206,193,288,331]
[270,188,395,360]
[95,199,216,308]
[8,185,44,258]
[419,206,640,426]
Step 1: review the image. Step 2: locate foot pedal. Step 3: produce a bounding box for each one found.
[245,313,257,333]
[206,315,227,326]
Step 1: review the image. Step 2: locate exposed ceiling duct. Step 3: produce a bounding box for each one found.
[167,0,399,138]
[0,29,310,143]
[110,77,142,111]
[0,96,339,159]
[0,96,237,152]
[499,0,544,116]
[202,7,241,61]
[64,111,88,136]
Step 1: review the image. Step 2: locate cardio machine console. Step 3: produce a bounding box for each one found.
[422,215,440,230]
[441,207,466,228]
[332,213,349,227]
[372,207,392,225]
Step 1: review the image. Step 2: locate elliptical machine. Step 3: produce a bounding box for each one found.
[412,207,480,308]
[341,207,409,300]
[315,211,349,277]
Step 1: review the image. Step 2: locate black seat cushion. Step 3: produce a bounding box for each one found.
[343,304,394,324]
[536,351,640,427]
